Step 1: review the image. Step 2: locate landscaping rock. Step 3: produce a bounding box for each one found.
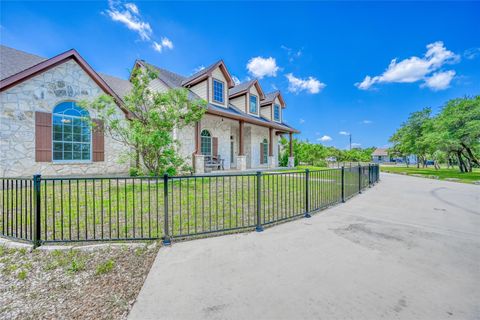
[445,178,460,182]
[473,181,480,185]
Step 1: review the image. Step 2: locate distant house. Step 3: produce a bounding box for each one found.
[372,148,417,164]
[371,148,393,163]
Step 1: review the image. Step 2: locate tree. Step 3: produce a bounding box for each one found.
[84,66,207,176]
[389,108,432,168]
[434,97,480,172]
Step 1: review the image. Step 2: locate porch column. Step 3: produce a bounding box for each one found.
[236,120,246,170]
[268,127,275,168]
[194,121,205,173]
[288,132,295,168]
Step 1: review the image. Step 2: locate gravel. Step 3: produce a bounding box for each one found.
[0,242,159,320]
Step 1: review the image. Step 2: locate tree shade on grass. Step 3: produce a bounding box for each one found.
[381,166,480,184]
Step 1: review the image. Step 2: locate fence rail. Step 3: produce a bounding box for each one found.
[0,165,380,247]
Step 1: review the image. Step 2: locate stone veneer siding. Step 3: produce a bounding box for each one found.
[175,113,279,170]
[0,59,130,177]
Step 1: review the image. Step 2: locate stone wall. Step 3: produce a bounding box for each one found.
[0,59,130,177]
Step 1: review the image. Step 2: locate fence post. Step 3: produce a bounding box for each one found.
[304,169,311,218]
[368,164,372,187]
[341,166,345,203]
[358,165,362,194]
[255,171,264,232]
[33,174,41,248]
[162,174,171,245]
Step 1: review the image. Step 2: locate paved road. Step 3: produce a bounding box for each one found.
[129,173,480,320]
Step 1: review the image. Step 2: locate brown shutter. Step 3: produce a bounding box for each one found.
[212,137,218,157]
[260,142,264,164]
[35,112,52,162]
[92,119,105,162]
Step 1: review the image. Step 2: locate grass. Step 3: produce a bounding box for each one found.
[1,167,368,242]
[96,259,115,275]
[381,166,480,184]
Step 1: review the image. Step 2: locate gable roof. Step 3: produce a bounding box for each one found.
[261,90,286,108]
[372,148,389,156]
[0,46,120,100]
[181,60,235,88]
[229,79,265,100]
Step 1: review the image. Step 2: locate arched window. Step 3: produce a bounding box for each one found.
[52,101,91,161]
[200,129,212,156]
[262,138,268,164]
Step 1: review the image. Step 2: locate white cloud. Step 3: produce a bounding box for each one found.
[362,120,372,124]
[125,3,139,14]
[422,70,456,91]
[152,37,173,53]
[232,76,241,85]
[286,73,326,94]
[106,1,173,53]
[246,57,279,78]
[355,41,459,91]
[106,1,152,40]
[351,143,362,148]
[339,131,349,135]
[281,45,303,62]
[299,118,306,124]
[192,65,205,73]
[464,47,480,60]
[317,135,332,142]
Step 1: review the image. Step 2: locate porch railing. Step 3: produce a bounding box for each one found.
[0,165,380,247]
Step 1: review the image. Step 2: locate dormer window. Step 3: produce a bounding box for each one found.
[249,94,258,114]
[274,104,280,121]
[213,79,224,103]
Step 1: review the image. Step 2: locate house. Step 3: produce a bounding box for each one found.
[0,45,299,177]
[371,148,393,163]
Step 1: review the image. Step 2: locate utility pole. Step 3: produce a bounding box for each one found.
[349,133,352,150]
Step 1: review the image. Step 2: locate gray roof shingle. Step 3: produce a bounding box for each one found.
[180,60,221,86]
[98,73,132,99]
[0,45,47,80]
[262,91,279,105]
[229,80,255,96]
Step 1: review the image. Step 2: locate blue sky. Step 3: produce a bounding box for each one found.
[1,1,479,149]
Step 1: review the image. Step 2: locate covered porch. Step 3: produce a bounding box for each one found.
[191,114,296,174]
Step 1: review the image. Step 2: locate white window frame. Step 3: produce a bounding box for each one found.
[212,78,225,104]
[249,94,259,116]
[52,101,92,163]
[273,103,281,122]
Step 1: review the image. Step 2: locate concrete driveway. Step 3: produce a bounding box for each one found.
[129,173,480,320]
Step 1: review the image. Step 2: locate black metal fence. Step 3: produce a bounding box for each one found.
[0,165,380,247]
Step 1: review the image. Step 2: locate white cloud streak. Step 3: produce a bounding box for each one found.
[286,73,326,94]
[246,57,279,78]
[339,131,349,135]
[317,135,332,142]
[355,41,459,91]
[106,1,173,53]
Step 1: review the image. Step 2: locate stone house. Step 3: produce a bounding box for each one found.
[0,45,299,177]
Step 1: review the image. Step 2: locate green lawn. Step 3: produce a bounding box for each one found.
[380,166,480,184]
[1,168,368,243]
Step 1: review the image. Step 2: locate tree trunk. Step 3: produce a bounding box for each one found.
[457,151,466,173]
[461,143,480,166]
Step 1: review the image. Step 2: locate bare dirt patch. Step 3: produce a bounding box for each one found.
[0,242,159,320]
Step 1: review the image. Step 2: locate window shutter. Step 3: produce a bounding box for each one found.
[212,137,218,157]
[35,112,52,162]
[92,119,105,162]
[260,142,264,164]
